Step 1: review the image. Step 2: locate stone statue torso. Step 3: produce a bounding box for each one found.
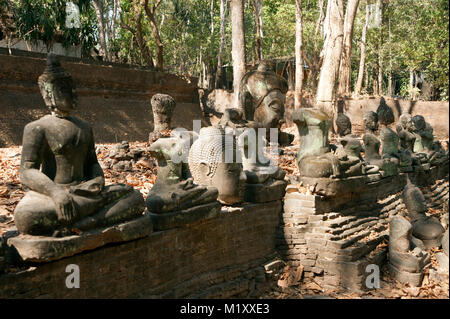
[363,132,381,161]
[22,114,93,185]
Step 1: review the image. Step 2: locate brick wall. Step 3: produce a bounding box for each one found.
[0,52,208,147]
[278,165,449,291]
[0,201,282,298]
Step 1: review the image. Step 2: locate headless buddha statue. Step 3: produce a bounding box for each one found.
[14,54,145,237]
[412,115,447,165]
[145,136,219,213]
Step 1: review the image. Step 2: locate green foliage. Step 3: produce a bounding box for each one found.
[6,0,96,56]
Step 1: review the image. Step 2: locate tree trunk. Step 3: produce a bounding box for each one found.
[387,12,393,97]
[409,70,414,100]
[355,4,369,96]
[377,0,383,96]
[252,0,264,62]
[231,0,247,109]
[295,0,304,109]
[337,0,360,96]
[316,0,344,118]
[92,0,108,61]
[144,0,164,71]
[310,0,325,93]
[215,0,228,89]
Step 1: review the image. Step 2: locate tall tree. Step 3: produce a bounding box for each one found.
[215,0,228,88]
[355,3,369,96]
[252,0,264,62]
[230,0,246,108]
[144,0,164,71]
[92,0,109,61]
[295,0,304,109]
[316,0,344,118]
[337,0,360,96]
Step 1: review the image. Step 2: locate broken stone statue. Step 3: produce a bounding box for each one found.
[402,175,444,249]
[189,125,246,205]
[412,115,448,166]
[238,60,293,145]
[149,93,176,142]
[362,111,398,177]
[145,135,221,230]
[377,102,413,172]
[218,108,287,203]
[9,54,151,263]
[396,113,428,168]
[388,215,431,287]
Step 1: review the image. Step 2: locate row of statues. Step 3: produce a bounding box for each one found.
[13,55,289,240]
[292,98,448,180]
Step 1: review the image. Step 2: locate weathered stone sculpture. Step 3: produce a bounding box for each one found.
[402,175,445,249]
[396,113,427,166]
[377,103,413,172]
[10,54,150,262]
[217,108,287,202]
[412,115,447,165]
[293,108,363,178]
[388,215,430,287]
[145,136,221,230]
[239,61,293,145]
[335,113,352,138]
[362,111,398,177]
[149,93,176,142]
[188,126,246,205]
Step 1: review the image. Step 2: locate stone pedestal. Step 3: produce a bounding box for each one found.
[7,215,153,263]
[148,201,222,231]
[244,180,287,203]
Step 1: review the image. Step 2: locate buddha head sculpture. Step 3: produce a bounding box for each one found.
[188,126,246,205]
[239,60,288,129]
[398,113,414,132]
[335,113,352,137]
[363,111,379,133]
[412,115,426,132]
[38,53,78,116]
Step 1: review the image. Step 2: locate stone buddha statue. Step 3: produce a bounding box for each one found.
[377,102,413,172]
[389,215,430,286]
[218,108,285,184]
[412,115,447,165]
[14,54,145,237]
[293,108,364,178]
[238,60,293,145]
[188,126,246,205]
[145,136,219,214]
[149,94,176,142]
[396,113,427,165]
[362,111,398,177]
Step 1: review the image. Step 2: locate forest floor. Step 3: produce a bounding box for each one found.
[0,126,448,299]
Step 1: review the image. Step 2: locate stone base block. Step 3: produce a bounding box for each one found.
[388,263,424,287]
[244,180,287,203]
[7,215,153,263]
[435,252,449,273]
[149,201,221,231]
[298,175,366,197]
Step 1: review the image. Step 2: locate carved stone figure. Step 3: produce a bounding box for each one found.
[388,215,430,286]
[145,136,221,229]
[238,61,293,145]
[362,111,398,177]
[335,113,352,138]
[13,54,146,238]
[412,115,448,165]
[377,103,413,172]
[293,108,364,178]
[396,113,427,166]
[188,126,246,205]
[402,175,445,249]
[149,94,176,142]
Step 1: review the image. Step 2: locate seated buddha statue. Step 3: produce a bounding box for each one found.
[145,136,219,213]
[362,111,398,176]
[14,54,145,237]
[412,115,447,165]
[396,113,427,165]
[293,108,364,178]
[377,102,413,171]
